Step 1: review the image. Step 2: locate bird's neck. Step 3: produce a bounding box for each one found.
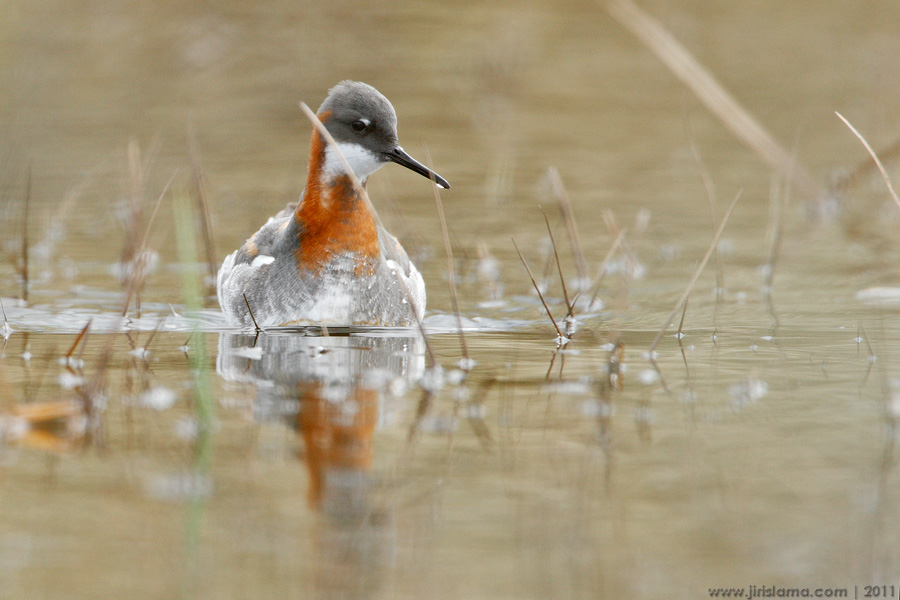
[293,129,380,273]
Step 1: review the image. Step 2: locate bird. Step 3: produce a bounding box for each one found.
[217,81,450,328]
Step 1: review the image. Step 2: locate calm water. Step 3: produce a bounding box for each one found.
[2,1,900,598]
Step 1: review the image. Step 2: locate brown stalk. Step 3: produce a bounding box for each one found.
[649,189,743,353]
[835,112,900,213]
[187,119,218,292]
[512,238,564,340]
[831,137,900,194]
[242,293,261,333]
[685,119,724,301]
[120,169,178,317]
[587,229,626,309]
[540,207,574,317]
[65,319,92,362]
[602,0,822,200]
[547,167,588,283]
[430,157,470,365]
[21,164,31,303]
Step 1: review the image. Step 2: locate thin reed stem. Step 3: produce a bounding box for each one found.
[431,162,470,364]
[835,112,900,213]
[121,170,178,317]
[512,238,563,339]
[540,207,574,316]
[602,0,821,200]
[547,167,588,283]
[649,189,743,353]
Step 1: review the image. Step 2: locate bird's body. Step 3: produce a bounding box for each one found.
[217,81,449,328]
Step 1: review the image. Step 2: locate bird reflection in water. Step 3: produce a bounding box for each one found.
[217,329,425,596]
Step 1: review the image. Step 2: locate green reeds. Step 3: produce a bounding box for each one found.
[173,190,215,598]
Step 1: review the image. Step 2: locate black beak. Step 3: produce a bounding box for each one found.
[385,146,450,190]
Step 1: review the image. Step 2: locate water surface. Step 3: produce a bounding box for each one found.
[2,1,900,598]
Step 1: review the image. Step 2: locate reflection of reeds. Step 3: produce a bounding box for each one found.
[173,190,215,586]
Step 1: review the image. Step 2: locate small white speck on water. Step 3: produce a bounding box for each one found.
[140,387,177,411]
[446,369,466,385]
[637,369,659,385]
[128,347,150,359]
[457,357,477,371]
[59,372,85,389]
[58,356,85,369]
[420,366,445,393]
[729,376,768,410]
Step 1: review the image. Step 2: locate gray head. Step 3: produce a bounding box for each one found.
[315,81,450,189]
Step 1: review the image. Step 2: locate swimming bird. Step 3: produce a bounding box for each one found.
[217,81,450,328]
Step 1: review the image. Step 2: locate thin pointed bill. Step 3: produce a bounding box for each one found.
[385,146,451,190]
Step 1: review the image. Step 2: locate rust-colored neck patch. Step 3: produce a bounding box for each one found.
[294,112,380,275]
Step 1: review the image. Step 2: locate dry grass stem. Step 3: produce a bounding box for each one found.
[831,137,900,194]
[588,229,626,308]
[763,174,789,295]
[602,0,821,200]
[65,319,92,361]
[835,112,900,213]
[649,189,743,353]
[676,298,688,338]
[298,102,385,230]
[427,147,469,365]
[120,170,178,317]
[540,207,574,316]
[512,238,564,340]
[20,165,31,303]
[547,167,589,284]
[685,122,724,299]
[187,120,218,292]
[242,293,261,333]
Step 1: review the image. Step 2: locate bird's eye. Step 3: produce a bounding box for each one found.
[351,119,370,132]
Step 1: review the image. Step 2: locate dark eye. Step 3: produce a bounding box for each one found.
[351,119,370,132]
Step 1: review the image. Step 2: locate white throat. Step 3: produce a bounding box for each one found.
[322,142,386,183]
